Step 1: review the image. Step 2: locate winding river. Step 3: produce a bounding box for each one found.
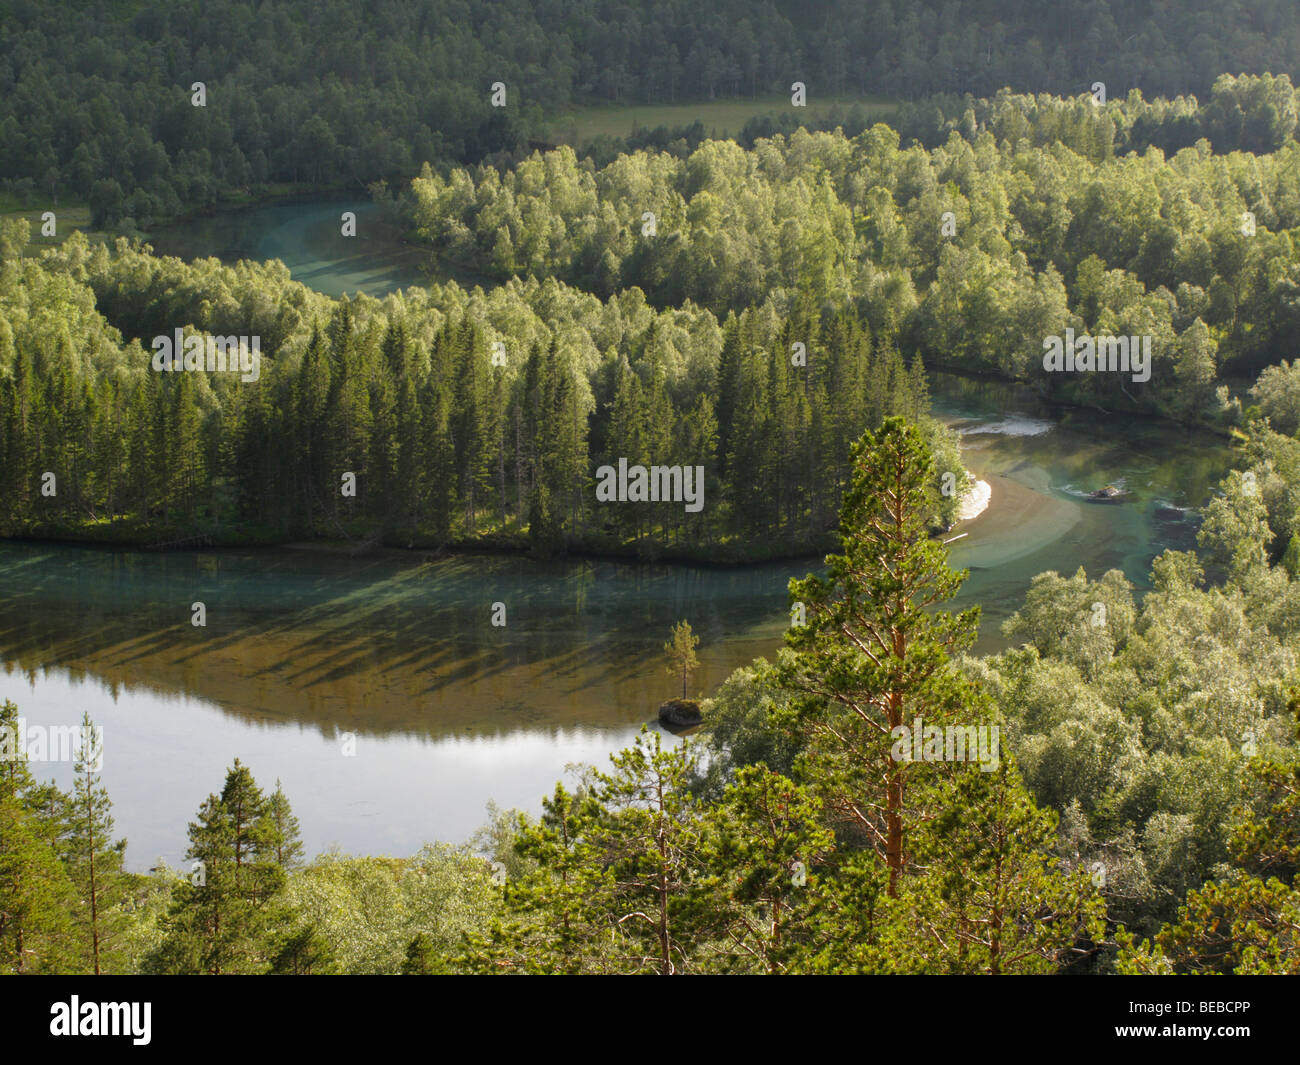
[0,200,1232,868]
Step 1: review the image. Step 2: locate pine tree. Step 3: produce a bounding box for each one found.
[908,759,1106,973]
[148,760,291,974]
[691,766,834,973]
[782,417,981,897]
[664,620,700,699]
[469,784,612,974]
[0,700,76,973]
[592,730,704,974]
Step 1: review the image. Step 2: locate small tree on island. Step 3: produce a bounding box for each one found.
[664,620,700,700]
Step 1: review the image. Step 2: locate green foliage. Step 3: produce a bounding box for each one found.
[0,700,76,973]
[690,766,833,973]
[61,713,129,974]
[781,417,981,895]
[284,846,501,975]
[144,759,297,974]
[1249,360,1300,436]
[406,100,1300,420]
[1118,697,1300,973]
[1198,469,1273,580]
[479,729,704,974]
[7,3,1300,223]
[696,660,802,797]
[0,223,947,559]
[664,619,700,699]
[469,420,1103,975]
[979,448,1300,947]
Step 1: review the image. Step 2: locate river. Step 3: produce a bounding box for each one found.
[148,198,494,297]
[0,200,1232,869]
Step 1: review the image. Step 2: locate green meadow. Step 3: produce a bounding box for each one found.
[545,94,899,145]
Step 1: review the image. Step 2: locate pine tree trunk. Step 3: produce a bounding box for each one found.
[86,776,101,975]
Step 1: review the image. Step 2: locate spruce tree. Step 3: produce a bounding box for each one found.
[0,700,76,973]
[265,780,304,870]
[63,713,126,974]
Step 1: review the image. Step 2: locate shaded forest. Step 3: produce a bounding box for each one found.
[6,0,1300,223]
[0,217,960,558]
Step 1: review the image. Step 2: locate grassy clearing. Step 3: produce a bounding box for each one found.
[0,200,110,247]
[545,94,899,145]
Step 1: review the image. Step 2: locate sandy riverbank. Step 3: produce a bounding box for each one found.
[956,476,992,522]
[951,467,1083,569]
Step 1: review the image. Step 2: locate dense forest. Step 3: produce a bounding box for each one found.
[402,78,1300,418]
[0,215,965,558]
[8,80,1300,553]
[5,420,1300,973]
[6,0,1300,223]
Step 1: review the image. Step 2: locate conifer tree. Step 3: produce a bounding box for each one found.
[691,766,834,973]
[148,760,291,974]
[483,731,704,974]
[908,758,1105,973]
[470,783,613,974]
[265,780,304,871]
[63,713,126,974]
[664,620,700,700]
[0,700,75,973]
[782,417,981,897]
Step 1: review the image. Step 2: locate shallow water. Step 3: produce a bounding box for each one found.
[148,199,493,298]
[935,376,1227,651]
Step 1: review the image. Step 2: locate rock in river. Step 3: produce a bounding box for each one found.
[658,699,703,729]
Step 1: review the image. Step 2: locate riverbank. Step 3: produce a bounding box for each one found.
[956,475,992,523]
[0,523,834,569]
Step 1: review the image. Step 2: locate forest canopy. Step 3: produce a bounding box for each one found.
[404,82,1300,419]
[7,0,1300,221]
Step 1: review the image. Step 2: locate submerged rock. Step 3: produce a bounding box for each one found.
[1086,484,1130,503]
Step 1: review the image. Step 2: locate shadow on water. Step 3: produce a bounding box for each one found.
[0,545,809,743]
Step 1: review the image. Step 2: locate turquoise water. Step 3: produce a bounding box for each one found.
[148,199,493,298]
